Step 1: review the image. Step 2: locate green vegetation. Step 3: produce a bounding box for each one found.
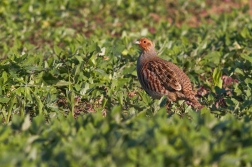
[0,0,252,166]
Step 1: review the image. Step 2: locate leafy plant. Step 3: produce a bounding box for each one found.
[0,0,252,166]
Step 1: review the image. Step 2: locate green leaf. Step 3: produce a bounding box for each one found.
[0,98,9,103]
[240,54,252,63]
[213,67,223,88]
[54,45,62,55]
[202,51,221,66]
[240,26,252,39]
[88,55,97,66]
[21,115,31,131]
[1,71,8,83]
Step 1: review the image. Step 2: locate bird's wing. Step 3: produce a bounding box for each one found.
[144,60,182,91]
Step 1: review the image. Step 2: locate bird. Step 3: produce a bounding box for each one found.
[135,37,202,110]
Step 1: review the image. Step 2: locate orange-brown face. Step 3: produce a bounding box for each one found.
[135,38,153,51]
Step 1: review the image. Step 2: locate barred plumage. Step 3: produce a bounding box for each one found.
[135,38,202,109]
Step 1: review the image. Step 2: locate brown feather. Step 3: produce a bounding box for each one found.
[135,37,203,110]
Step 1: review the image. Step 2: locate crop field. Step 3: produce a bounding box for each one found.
[0,0,252,166]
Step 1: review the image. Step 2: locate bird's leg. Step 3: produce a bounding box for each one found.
[166,100,171,113]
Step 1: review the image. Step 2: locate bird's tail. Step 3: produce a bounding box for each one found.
[192,99,203,110]
[186,91,203,110]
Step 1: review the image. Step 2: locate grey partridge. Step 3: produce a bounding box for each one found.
[135,38,202,109]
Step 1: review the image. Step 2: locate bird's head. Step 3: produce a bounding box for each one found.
[134,38,154,52]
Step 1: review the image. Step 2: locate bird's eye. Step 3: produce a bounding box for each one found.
[144,41,146,43]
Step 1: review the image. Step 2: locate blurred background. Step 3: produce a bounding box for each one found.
[0,0,251,55]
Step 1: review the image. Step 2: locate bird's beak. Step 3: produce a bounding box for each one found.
[134,40,140,45]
